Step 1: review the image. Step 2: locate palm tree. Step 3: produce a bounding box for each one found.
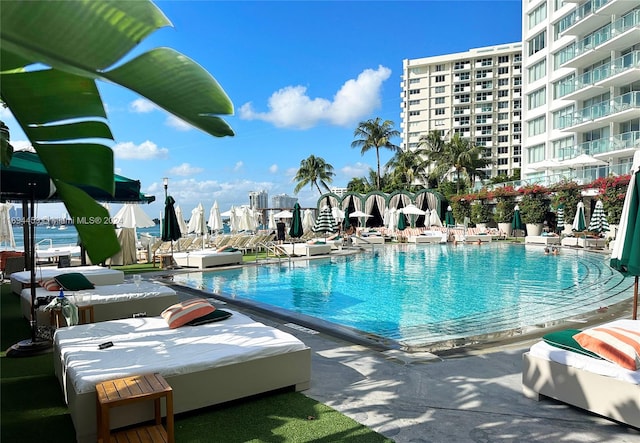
[351,117,399,190]
[386,148,430,191]
[421,132,484,194]
[293,155,335,195]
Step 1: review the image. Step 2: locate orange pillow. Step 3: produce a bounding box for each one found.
[39,278,61,291]
[161,298,215,329]
[573,327,640,371]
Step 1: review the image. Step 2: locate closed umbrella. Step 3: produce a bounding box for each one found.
[302,209,315,232]
[588,200,609,234]
[387,208,397,231]
[556,205,565,234]
[0,202,16,248]
[429,208,443,227]
[174,205,189,236]
[162,195,181,265]
[268,210,277,231]
[208,200,223,234]
[572,202,586,232]
[445,205,455,227]
[289,203,304,238]
[313,207,338,237]
[611,150,640,319]
[397,211,407,231]
[188,203,207,235]
[512,204,522,239]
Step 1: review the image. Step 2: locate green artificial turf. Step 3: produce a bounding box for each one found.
[1,283,393,443]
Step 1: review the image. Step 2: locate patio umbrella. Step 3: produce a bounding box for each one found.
[268,210,277,231]
[113,203,155,229]
[561,154,607,169]
[0,202,16,248]
[572,202,586,232]
[611,150,640,319]
[397,211,407,231]
[401,204,425,228]
[512,204,522,238]
[387,208,397,231]
[313,207,338,237]
[208,200,223,234]
[188,203,207,235]
[302,209,315,232]
[161,195,181,267]
[445,205,455,227]
[289,203,304,239]
[555,204,565,234]
[273,210,293,219]
[349,210,371,228]
[174,205,189,236]
[429,208,443,227]
[588,200,609,234]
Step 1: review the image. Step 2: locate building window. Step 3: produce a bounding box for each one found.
[552,136,573,158]
[409,110,420,116]
[498,90,509,98]
[434,86,445,93]
[435,64,445,72]
[408,99,420,105]
[454,61,468,70]
[476,115,488,124]
[513,77,522,86]
[475,69,491,79]
[480,58,493,66]
[498,112,509,120]
[498,55,509,63]
[514,53,522,62]
[409,78,421,84]
[527,87,546,110]
[553,74,575,99]
[552,105,575,129]
[434,108,445,115]
[435,97,445,104]
[476,92,491,101]
[528,59,546,83]
[498,101,509,109]
[528,116,546,136]
[455,116,470,125]
[498,158,509,165]
[498,136,509,143]
[528,143,545,163]
[435,75,445,82]
[454,83,469,92]
[409,89,420,95]
[528,31,546,56]
[498,66,509,75]
[498,78,509,86]
[434,119,446,126]
[514,146,521,156]
[498,124,509,132]
[528,2,547,29]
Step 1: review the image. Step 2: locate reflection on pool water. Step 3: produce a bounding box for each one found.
[172,243,634,349]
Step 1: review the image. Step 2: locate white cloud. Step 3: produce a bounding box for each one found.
[269,164,278,174]
[113,140,169,160]
[12,140,35,152]
[233,161,244,172]
[130,98,156,113]
[169,163,204,176]
[165,115,193,131]
[239,65,391,129]
[340,162,371,178]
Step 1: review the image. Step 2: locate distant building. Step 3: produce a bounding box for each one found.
[271,194,298,209]
[330,187,349,197]
[401,43,523,180]
[248,190,269,210]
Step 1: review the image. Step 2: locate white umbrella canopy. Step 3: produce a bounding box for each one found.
[273,210,293,219]
[387,208,398,230]
[429,208,443,227]
[529,159,561,170]
[349,210,371,218]
[113,203,155,229]
[0,202,16,248]
[208,200,223,233]
[400,204,426,215]
[268,210,277,230]
[331,207,344,222]
[302,209,315,232]
[174,205,189,236]
[187,203,207,235]
[561,154,607,168]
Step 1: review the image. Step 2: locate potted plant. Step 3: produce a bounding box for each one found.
[450,196,471,227]
[470,200,492,229]
[518,184,549,236]
[494,196,516,237]
[550,180,582,231]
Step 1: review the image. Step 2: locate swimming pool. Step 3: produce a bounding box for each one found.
[172,243,634,350]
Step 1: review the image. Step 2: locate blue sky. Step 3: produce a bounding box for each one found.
[3,0,522,220]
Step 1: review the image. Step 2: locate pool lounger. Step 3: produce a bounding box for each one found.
[278,243,332,257]
[53,310,311,443]
[524,236,560,245]
[11,265,125,295]
[173,250,243,268]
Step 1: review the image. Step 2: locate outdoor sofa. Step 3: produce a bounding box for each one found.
[53,308,311,442]
[522,319,639,428]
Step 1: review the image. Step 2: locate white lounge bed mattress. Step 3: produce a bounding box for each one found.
[53,310,311,442]
[173,250,243,268]
[11,265,125,294]
[21,282,178,324]
[522,319,640,427]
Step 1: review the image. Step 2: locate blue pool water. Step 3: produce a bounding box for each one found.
[172,243,634,349]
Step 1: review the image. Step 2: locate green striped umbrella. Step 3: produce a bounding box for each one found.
[572,202,586,232]
[587,200,609,234]
[444,205,455,227]
[556,204,564,234]
[511,204,522,238]
[312,207,338,236]
[288,202,303,238]
[611,151,640,319]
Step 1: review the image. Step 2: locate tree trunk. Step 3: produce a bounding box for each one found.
[376,147,381,190]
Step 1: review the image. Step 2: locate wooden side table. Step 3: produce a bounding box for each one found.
[49,304,95,327]
[95,372,174,443]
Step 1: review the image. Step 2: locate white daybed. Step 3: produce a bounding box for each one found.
[352,235,385,245]
[279,243,332,257]
[173,250,243,269]
[408,231,445,244]
[522,319,640,428]
[524,235,561,245]
[53,310,311,443]
[21,282,178,325]
[455,234,493,243]
[11,265,125,295]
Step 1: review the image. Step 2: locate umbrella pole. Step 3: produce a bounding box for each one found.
[633,276,638,321]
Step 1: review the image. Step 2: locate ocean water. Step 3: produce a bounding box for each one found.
[9,224,161,249]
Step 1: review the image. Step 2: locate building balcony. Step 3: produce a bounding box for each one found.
[562,91,640,132]
[562,0,635,37]
[560,9,640,69]
[558,51,640,101]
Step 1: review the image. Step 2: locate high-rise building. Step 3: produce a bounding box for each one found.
[521,0,639,186]
[401,43,523,180]
[271,193,298,209]
[248,190,269,210]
